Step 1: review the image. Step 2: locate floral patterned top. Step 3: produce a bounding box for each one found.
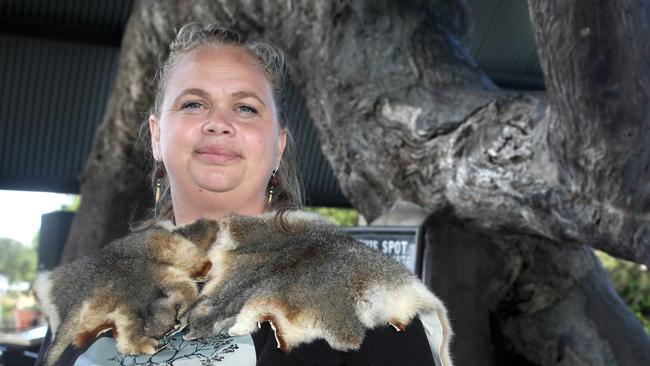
[73,332,255,366]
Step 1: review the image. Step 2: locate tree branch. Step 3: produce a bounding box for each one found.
[529,0,650,210]
[526,0,650,262]
[270,0,650,265]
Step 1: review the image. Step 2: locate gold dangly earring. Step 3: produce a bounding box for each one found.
[154,163,165,215]
[267,170,279,205]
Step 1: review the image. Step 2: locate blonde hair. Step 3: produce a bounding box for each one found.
[140,23,303,225]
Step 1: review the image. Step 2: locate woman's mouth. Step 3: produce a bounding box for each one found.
[194,145,241,164]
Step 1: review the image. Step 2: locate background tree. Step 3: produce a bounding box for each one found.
[0,238,37,284]
[61,0,650,365]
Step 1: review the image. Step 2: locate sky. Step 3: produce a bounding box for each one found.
[0,190,76,246]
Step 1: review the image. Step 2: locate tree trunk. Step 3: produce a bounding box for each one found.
[423,215,650,365]
[62,0,650,365]
[527,0,650,267]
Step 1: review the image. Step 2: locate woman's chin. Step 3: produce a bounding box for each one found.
[194,182,237,194]
[189,172,240,193]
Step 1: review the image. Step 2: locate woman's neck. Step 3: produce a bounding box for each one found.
[171,189,267,226]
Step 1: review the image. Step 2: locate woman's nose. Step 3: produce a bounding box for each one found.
[202,110,234,136]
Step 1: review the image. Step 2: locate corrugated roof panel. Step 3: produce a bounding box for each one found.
[0,37,16,177]
[0,0,134,46]
[0,34,118,192]
[466,0,543,89]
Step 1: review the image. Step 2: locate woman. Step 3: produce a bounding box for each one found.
[37,23,437,365]
[146,25,302,225]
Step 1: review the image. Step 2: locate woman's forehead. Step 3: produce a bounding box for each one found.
[174,46,266,81]
[165,46,272,98]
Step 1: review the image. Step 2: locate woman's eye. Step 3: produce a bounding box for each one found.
[180,101,205,111]
[236,105,258,115]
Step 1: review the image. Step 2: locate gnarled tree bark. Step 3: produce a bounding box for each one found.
[62,0,650,365]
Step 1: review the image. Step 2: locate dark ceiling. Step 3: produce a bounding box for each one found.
[0,0,543,207]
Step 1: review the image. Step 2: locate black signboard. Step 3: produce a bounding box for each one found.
[343,226,422,276]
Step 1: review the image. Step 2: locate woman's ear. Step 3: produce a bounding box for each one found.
[149,115,162,161]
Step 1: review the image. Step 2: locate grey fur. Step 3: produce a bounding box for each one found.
[35,219,217,366]
[36,212,453,365]
[186,211,452,363]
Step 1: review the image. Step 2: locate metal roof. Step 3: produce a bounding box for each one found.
[0,0,543,207]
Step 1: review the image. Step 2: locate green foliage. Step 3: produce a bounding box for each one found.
[61,195,80,212]
[307,207,359,227]
[1,293,15,330]
[597,250,650,334]
[0,237,37,284]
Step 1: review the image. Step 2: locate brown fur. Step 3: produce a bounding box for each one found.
[35,219,218,365]
[37,212,454,365]
[74,321,116,348]
[185,210,453,365]
[190,261,213,278]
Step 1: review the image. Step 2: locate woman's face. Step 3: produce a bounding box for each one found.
[149,46,286,215]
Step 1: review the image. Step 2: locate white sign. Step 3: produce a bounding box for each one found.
[344,226,421,274]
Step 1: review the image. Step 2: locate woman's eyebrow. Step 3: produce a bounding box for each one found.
[173,88,211,103]
[171,88,267,108]
[232,91,267,107]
